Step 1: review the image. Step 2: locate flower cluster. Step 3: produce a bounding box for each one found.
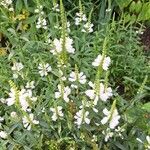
[50,37,75,55]
[55,84,71,102]
[0,0,14,11]
[69,71,86,88]
[92,54,111,71]
[35,6,47,29]
[38,63,52,77]
[50,106,64,121]
[101,108,120,129]
[11,62,24,79]
[74,109,90,127]
[75,12,87,25]
[6,83,37,112]
[22,113,39,130]
[85,81,113,105]
[75,11,94,33]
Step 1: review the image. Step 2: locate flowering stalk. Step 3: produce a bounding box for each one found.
[94,37,108,97]
[60,0,67,65]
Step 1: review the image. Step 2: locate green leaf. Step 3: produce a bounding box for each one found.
[115,0,132,9]
[16,0,23,13]
[142,102,150,112]
[137,2,150,21]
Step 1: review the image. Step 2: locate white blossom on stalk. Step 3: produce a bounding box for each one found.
[22,113,39,130]
[82,22,94,33]
[102,128,114,142]
[75,12,87,25]
[55,85,71,102]
[50,37,75,55]
[92,54,111,71]
[19,88,37,111]
[79,100,98,113]
[36,17,47,29]
[38,63,52,77]
[74,109,90,127]
[34,5,43,13]
[0,131,7,139]
[6,87,37,112]
[101,108,120,129]
[0,0,13,11]
[50,106,64,121]
[52,4,60,12]
[6,88,16,106]
[12,62,24,71]
[115,126,125,139]
[69,71,86,84]
[91,135,98,142]
[85,81,113,105]
[25,81,35,89]
[11,62,24,79]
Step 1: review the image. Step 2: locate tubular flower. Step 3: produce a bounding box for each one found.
[50,106,64,121]
[101,108,120,129]
[55,85,71,102]
[92,54,111,71]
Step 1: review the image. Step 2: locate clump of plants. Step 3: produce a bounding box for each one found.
[0,0,149,149]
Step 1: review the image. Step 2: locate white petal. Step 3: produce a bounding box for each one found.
[101,117,109,125]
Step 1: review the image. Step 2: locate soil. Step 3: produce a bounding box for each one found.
[140,27,150,52]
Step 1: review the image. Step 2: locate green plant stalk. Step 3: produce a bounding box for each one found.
[60,0,67,65]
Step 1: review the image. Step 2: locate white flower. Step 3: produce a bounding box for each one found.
[36,17,47,29]
[92,54,111,71]
[11,62,24,79]
[85,82,113,105]
[115,126,125,139]
[102,128,114,142]
[99,83,113,102]
[22,113,39,130]
[0,0,13,9]
[71,84,78,89]
[6,88,16,106]
[75,12,87,25]
[6,87,37,111]
[69,71,86,84]
[146,136,150,150]
[52,4,60,12]
[25,81,35,89]
[0,131,7,139]
[50,37,75,55]
[82,23,94,33]
[101,107,120,129]
[50,106,64,121]
[55,85,71,102]
[106,8,111,12]
[10,112,17,118]
[91,135,97,142]
[50,38,62,54]
[0,98,5,103]
[65,37,75,53]
[74,109,90,127]
[38,63,52,77]
[11,62,24,72]
[19,88,37,111]
[0,117,4,122]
